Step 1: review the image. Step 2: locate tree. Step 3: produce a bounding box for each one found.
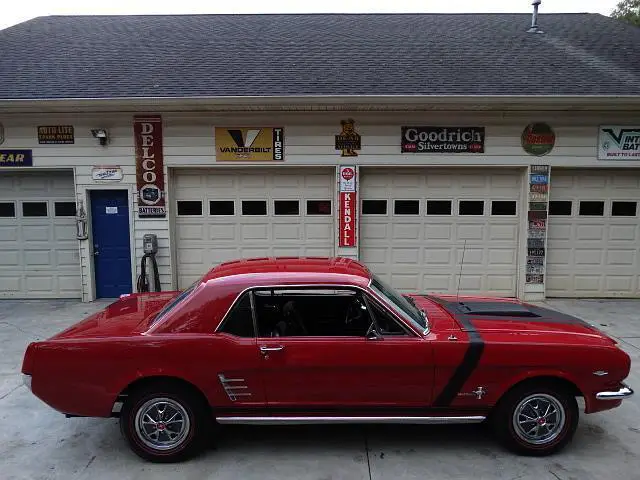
[611,0,640,26]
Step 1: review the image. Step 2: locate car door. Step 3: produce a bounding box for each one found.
[212,291,266,408]
[254,287,434,409]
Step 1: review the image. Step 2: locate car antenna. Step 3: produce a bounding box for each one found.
[456,239,467,304]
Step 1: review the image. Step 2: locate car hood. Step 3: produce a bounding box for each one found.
[49,292,179,340]
[409,294,613,342]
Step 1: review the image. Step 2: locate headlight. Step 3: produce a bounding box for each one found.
[22,374,32,391]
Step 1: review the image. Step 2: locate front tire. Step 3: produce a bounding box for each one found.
[493,383,579,456]
[119,382,209,462]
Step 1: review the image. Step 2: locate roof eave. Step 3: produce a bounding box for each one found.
[0,95,639,113]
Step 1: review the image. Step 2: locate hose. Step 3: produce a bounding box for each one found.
[136,253,161,293]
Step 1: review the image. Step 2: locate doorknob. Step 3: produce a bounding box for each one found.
[260,345,284,354]
[93,244,100,256]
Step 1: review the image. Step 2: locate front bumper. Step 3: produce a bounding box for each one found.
[596,384,634,400]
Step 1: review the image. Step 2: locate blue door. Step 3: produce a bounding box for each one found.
[91,190,133,298]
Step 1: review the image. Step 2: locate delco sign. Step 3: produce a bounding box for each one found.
[134,116,166,217]
[401,127,485,153]
[599,126,640,160]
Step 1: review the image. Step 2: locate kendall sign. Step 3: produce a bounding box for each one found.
[134,116,166,217]
[339,166,357,247]
[401,127,485,153]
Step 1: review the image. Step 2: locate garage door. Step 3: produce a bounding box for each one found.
[0,172,80,298]
[174,169,335,288]
[360,168,522,296]
[547,170,640,297]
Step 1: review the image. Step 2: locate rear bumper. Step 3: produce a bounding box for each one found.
[596,384,634,400]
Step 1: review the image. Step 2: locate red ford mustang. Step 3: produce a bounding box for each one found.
[22,257,633,462]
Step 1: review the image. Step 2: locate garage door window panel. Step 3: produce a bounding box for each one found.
[362,200,387,215]
[579,201,605,216]
[549,201,572,216]
[394,200,420,215]
[0,202,16,217]
[253,288,371,337]
[22,202,48,217]
[459,200,484,216]
[426,200,452,216]
[491,201,517,216]
[306,200,332,215]
[177,200,203,216]
[274,200,300,216]
[209,201,235,216]
[54,202,76,217]
[611,201,637,217]
[242,200,267,216]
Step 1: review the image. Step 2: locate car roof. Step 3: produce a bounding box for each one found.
[201,257,372,286]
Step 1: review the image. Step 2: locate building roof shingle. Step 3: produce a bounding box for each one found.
[0,13,639,100]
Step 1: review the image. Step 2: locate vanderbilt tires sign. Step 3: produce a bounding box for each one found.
[215,127,284,161]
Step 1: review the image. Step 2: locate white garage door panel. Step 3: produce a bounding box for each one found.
[360,169,521,296]
[547,170,640,298]
[0,172,80,298]
[175,169,334,288]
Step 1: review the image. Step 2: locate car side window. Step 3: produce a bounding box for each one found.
[218,292,255,337]
[366,296,410,336]
[253,288,372,338]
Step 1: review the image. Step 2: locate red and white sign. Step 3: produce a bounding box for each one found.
[339,166,357,247]
[134,116,166,217]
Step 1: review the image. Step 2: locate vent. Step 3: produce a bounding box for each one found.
[527,0,545,34]
[455,302,541,317]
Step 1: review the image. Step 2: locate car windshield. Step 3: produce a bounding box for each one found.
[148,282,198,328]
[370,275,428,332]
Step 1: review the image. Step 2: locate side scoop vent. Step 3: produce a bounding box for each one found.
[455,302,541,317]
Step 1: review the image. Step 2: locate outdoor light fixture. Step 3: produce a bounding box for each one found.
[91,129,109,146]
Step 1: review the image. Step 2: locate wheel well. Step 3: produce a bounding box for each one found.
[501,376,584,401]
[112,376,210,417]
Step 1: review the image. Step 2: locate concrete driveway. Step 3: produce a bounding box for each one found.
[1,298,640,480]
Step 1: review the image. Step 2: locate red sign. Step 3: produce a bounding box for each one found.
[340,192,356,247]
[134,116,166,217]
[341,167,355,181]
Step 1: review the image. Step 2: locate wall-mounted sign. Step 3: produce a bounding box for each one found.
[598,126,640,160]
[522,123,555,156]
[0,123,4,145]
[215,127,284,161]
[401,127,485,153]
[92,166,123,181]
[525,164,550,285]
[339,166,357,247]
[335,119,361,157]
[105,207,118,214]
[0,149,32,166]
[134,116,166,217]
[37,125,74,144]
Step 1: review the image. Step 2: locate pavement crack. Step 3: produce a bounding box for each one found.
[83,455,96,471]
[548,470,563,480]
[0,384,22,401]
[0,321,42,338]
[363,429,372,480]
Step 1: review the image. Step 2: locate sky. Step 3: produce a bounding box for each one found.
[0,0,616,30]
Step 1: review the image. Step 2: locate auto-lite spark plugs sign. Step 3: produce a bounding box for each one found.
[134,116,166,217]
[401,127,485,153]
[339,166,357,247]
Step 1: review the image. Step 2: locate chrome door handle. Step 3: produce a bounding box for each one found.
[260,345,284,353]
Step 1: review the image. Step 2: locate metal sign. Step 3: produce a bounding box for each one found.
[38,125,74,144]
[339,166,357,247]
[134,116,166,217]
[335,119,361,157]
[216,127,284,161]
[522,123,555,156]
[401,126,485,153]
[0,149,32,166]
[92,166,123,181]
[599,126,640,160]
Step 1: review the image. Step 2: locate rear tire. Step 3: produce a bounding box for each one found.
[492,383,578,456]
[119,382,210,463]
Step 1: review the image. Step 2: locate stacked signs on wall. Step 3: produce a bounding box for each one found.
[526,165,549,284]
[134,116,166,217]
[339,166,357,247]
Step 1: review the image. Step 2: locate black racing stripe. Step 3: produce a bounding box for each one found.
[425,295,485,407]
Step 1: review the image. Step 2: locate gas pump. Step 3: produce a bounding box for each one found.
[136,233,161,293]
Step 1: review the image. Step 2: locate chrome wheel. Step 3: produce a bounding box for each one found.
[134,397,190,451]
[512,394,566,445]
